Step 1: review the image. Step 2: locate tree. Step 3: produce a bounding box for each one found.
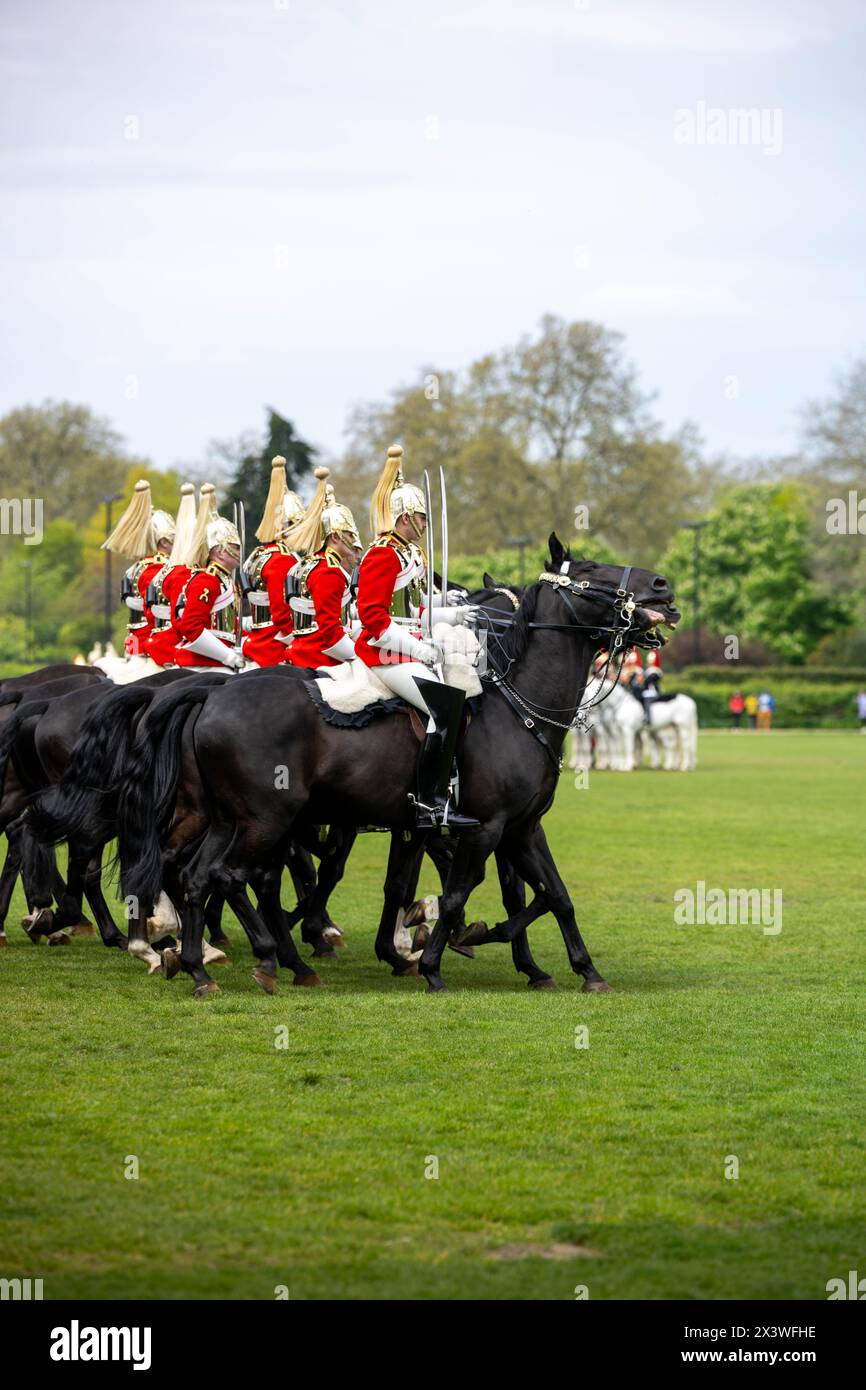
[332,316,708,563]
[0,519,85,657]
[211,409,319,528]
[0,401,142,560]
[801,358,866,483]
[659,482,847,663]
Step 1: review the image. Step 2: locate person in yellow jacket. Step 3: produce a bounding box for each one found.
[744,692,758,730]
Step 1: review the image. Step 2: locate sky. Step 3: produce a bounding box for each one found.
[2,0,865,474]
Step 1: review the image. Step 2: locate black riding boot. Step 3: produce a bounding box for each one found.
[410,679,480,831]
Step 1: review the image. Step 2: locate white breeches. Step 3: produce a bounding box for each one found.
[373,662,440,728]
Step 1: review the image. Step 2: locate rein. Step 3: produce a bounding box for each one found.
[481,564,662,764]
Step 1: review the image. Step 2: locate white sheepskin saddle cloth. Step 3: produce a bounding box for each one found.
[314,623,483,716]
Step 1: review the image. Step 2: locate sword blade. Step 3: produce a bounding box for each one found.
[439,465,448,601]
[423,470,434,638]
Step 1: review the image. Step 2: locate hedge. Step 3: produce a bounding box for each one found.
[671,664,866,686]
[665,676,863,728]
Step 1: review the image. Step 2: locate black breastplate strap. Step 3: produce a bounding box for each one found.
[486,673,563,777]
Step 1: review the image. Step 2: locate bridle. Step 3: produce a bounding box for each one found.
[480,562,670,767]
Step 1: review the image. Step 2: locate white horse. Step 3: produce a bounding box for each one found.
[569,678,698,772]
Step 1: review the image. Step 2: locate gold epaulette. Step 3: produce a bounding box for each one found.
[323,546,343,568]
[372,530,407,552]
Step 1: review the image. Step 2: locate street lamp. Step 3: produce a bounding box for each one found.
[103,493,123,645]
[20,560,33,662]
[505,535,532,587]
[679,520,709,665]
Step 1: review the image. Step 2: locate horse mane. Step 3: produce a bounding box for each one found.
[485,582,541,672]
[483,538,583,673]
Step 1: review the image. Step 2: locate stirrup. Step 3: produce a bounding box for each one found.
[408,793,479,831]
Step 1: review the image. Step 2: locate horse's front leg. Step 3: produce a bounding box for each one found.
[507,824,609,992]
[418,827,500,993]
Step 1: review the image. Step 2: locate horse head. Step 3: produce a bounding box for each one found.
[546,533,681,639]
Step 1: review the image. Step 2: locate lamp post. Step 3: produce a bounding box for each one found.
[679,520,708,665]
[103,493,123,645]
[20,560,33,662]
[505,535,532,587]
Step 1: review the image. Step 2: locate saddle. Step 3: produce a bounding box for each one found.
[306,624,483,730]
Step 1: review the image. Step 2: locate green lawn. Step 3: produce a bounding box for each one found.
[1,732,864,1301]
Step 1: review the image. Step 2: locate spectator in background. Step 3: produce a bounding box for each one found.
[744,692,759,730]
[856,690,866,732]
[757,689,775,731]
[729,690,745,730]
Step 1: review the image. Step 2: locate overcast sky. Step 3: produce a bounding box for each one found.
[2,0,865,473]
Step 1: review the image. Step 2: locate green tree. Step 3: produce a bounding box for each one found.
[0,401,142,558]
[660,482,847,664]
[0,519,85,656]
[332,316,707,563]
[212,409,319,529]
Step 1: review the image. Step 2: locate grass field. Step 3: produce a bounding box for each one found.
[1,732,864,1301]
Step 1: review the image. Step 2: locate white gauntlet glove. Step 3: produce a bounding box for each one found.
[429,605,478,626]
[184,627,243,669]
[416,640,444,668]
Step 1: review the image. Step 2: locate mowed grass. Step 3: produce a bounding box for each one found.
[1,732,864,1301]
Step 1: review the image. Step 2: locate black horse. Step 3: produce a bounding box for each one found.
[115,536,678,995]
[0,667,108,943]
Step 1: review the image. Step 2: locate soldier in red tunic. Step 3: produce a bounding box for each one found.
[173,488,244,670]
[284,468,361,669]
[144,483,200,667]
[355,445,479,829]
[241,456,306,668]
[101,479,176,657]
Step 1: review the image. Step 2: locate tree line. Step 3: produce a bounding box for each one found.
[0,316,863,666]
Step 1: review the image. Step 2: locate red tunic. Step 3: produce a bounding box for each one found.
[241,547,298,668]
[285,550,351,669]
[143,564,191,667]
[173,566,235,667]
[124,557,162,657]
[355,537,420,667]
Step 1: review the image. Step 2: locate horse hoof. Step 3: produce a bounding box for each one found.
[202,944,227,966]
[47,932,72,947]
[392,961,420,977]
[528,976,557,990]
[425,981,449,994]
[455,920,487,949]
[252,966,277,994]
[582,978,612,993]
[403,900,428,930]
[71,921,96,937]
[193,981,220,999]
[411,922,430,952]
[209,934,232,950]
[0,934,6,948]
[293,972,323,987]
[447,939,475,959]
[161,948,182,981]
[22,907,53,937]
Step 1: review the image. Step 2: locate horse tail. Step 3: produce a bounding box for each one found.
[18,817,58,911]
[0,698,51,793]
[27,685,158,849]
[116,680,219,911]
[687,699,699,770]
